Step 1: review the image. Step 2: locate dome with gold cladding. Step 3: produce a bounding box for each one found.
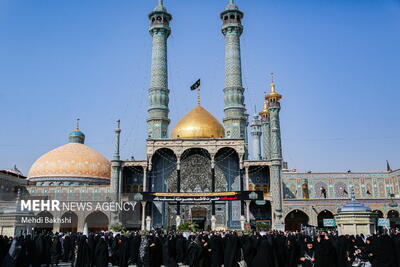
[171,105,225,139]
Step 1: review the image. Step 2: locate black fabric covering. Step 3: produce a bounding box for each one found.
[94,238,109,267]
[223,233,241,267]
[314,237,337,267]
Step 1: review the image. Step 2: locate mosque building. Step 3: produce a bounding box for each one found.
[1,0,399,235]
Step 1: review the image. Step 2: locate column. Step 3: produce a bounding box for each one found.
[141,201,146,231]
[143,168,147,192]
[211,160,217,230]
[245,166,249,190]
[176,162,181,228]
[240,168,246,230]
[245,200,251,223]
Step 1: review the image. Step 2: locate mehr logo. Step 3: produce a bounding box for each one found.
[21,200,61,211]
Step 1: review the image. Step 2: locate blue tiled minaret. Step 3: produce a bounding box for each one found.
[250,112,262,160]
[147,0,172,139]
[221,0,247,139]
[266,75,284,228]
[259,94,271,160]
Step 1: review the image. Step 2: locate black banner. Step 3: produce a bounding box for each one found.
[190,79,200,90]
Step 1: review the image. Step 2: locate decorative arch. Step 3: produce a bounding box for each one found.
[215,146,241,160]
[60,211,78,233]
[249,201,271,221]
[150,148,177,193]
[85,211,109,233]
[373,210,384,218]
[388,210,400,228]
[334,182,348,198]
[314,182,328,199]
[215,147,241,228]
[215,147,240,191]
[248,165,270,193]
[122,165,144,193]
[388,210,399,218]
[148,148,177,170]
[285,209,309,231]
[181,147,211,160]
[317,210,334,228]
[170,148,214,192]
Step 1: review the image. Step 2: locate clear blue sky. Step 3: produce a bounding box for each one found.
[1,0,399,175]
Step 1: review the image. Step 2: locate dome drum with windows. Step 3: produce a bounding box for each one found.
[28,124,111,185]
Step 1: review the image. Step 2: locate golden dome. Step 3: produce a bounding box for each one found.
[171,105,225,139]
[28,143,111,181]
[259,93,269,117]
[266,81,281,100]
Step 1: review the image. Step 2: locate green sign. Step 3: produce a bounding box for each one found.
[378,218,390,227]
[323,219,336,227]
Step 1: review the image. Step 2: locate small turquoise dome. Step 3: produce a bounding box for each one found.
[68,130,85,144]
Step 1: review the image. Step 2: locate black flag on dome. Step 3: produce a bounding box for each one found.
[190,79,200,90]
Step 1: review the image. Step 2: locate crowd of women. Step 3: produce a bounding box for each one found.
[1,230,400,267]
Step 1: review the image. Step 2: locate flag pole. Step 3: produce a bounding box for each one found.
[197,86,200,105]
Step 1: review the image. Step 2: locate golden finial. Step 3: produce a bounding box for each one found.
[76,118,80,130]
[267,72,281,100]
[259,92,269,117]
[270,72,276,93]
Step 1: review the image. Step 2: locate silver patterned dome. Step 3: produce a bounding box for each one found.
[340,201,371,212]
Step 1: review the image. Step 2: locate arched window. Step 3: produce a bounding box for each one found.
[302,183,309,199]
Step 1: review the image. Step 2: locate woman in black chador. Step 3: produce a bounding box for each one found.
[175,233,186,264]
[314,235,337,267]
[62,235,73,262]
[299,241,315,267]
[208,232,224,267]
[284,236,300,267]
[74,235,92,267]
[187,235,210,267]
[137,233,162,267]
[251,236,274,267]
[50,235,61,266]
[94,236,109,267]
[223,232,241,267]
[162,234,178,267]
